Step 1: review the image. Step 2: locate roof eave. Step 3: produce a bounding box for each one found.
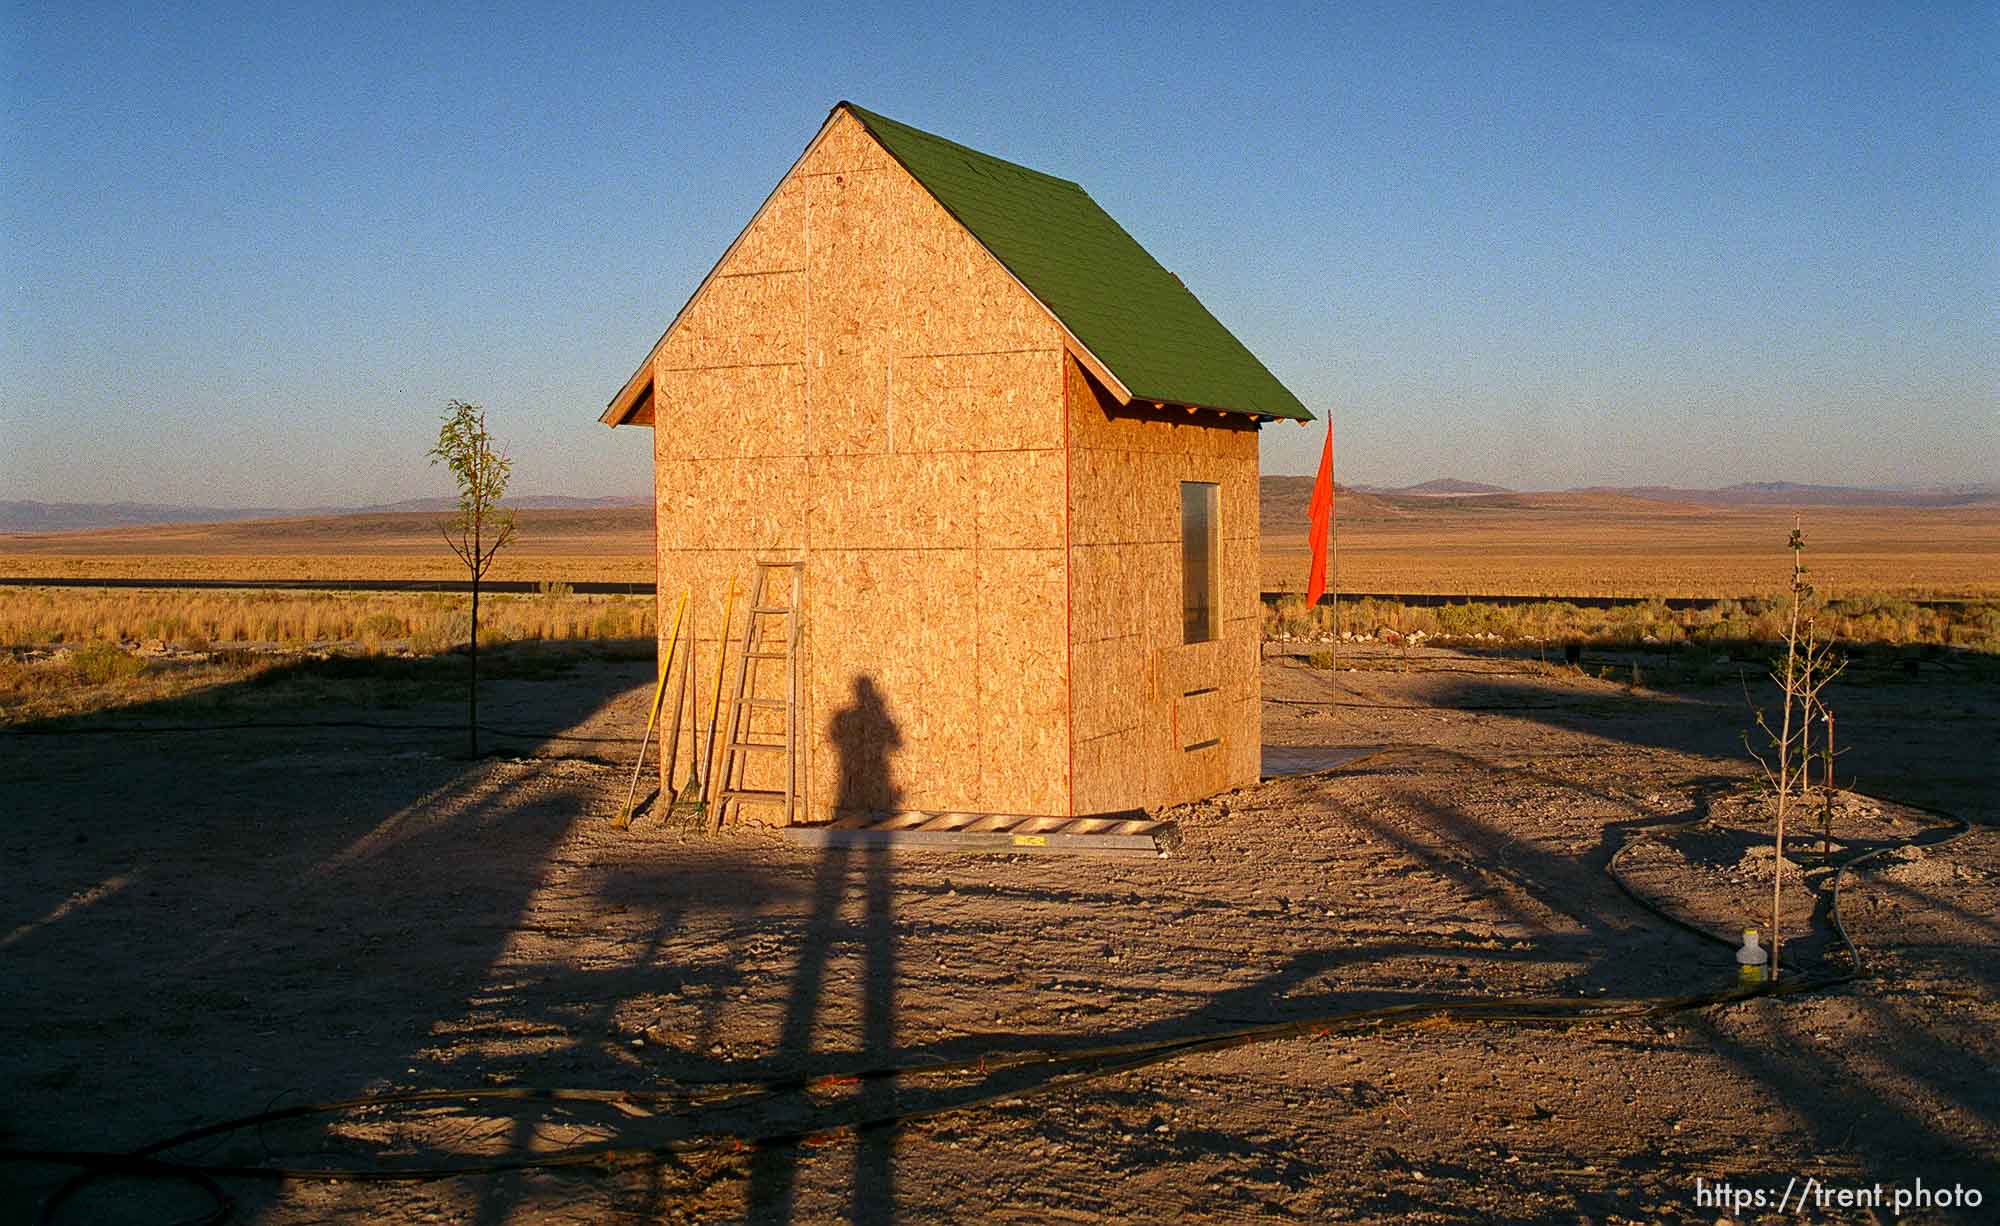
[1135,397,1313,425]
[601,364,651,427]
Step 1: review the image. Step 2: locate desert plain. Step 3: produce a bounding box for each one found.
[4,487,1998,598]
[2,490,1995,1224]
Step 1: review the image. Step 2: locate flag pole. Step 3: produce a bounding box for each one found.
[1329,421,1339,675]
[1304,414,1336,672]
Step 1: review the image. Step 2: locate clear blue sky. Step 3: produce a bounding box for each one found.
[3,1,1993,505]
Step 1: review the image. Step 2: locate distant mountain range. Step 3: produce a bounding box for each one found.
[1350,478,1514,497]
[5,480,1996,535]
[0,496,650,534]
[1570,481,2000,508]
[1342,478,2000,508]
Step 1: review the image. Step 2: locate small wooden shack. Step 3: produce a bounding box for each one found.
[601,102,1312,826]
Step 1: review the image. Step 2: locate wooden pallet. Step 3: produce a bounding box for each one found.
[778,810,1174,857]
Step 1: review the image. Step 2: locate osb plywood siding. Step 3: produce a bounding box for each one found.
[1064,356,1261,815]
[649,109,1069,823]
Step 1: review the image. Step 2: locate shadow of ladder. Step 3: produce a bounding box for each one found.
[712,560,803,830]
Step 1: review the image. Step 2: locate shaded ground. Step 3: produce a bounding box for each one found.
[2,644,1994,1223]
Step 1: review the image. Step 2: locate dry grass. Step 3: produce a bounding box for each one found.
[1265,592,2000,654]
[0,582,659,725]
[0,647,287,724]
[0,636,615,727]
[0,587,655,652]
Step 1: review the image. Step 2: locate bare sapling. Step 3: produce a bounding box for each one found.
[428,400,517,757]
[1742,521,1846,980]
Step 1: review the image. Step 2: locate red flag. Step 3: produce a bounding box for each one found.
[1304,417,1334,607]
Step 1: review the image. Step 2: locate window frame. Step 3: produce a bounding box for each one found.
[1180,480,1221,644]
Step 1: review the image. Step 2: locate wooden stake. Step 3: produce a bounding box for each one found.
[678,603,701,810]
[615,590,687,829]
[1329,422,1340,675]
[701,578,739,827]
[661,600,694,801]
[666,645,705,820]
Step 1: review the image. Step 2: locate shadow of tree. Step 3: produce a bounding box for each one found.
[1303,645,1997,821]
[1268,658,1998,1198]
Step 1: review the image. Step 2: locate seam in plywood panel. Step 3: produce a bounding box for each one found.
[646,444,1075,459]
[656,544,1058,555]
[973,540,982,803]
[1062,348,1074,815]
[711,268,807,280]
[1074,536,1180,548]
[657,361,806,373]
[802,151,815,817]
[803,147,815,478]
[805,445,1067,458]
[797,167,898,179]
[1073,442,1251,459]
[972,345,984,800]
[910,346,1063,360]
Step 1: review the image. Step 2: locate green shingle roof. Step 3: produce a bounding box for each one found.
[841,103,1312,422]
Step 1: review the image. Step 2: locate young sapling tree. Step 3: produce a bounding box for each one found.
[428,400,517,757]
[1743,522,1845,980]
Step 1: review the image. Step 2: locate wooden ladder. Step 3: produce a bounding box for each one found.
[711,561,802,830]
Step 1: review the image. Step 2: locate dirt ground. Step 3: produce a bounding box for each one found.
[3,643,1995,1224]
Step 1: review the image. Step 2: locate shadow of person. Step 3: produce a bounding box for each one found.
[830,675,902,817]
[750,674,903,1224]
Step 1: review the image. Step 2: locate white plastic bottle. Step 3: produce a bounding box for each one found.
[1736,928,1768,984]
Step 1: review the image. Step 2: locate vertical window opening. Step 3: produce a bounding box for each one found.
[1182,481,1220,643]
